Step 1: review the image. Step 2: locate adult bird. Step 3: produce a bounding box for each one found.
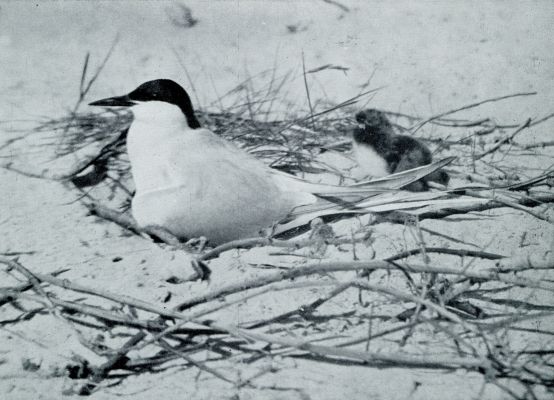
[90,79,452,244]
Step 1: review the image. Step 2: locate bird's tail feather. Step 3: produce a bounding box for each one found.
[273,157,456,236]
[273,192,490,237]
[272,157,455,203]
[286,157,456,216]
[350,157,455,190]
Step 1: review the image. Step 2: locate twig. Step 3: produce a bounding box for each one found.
[338,319,426,348]
[197,234,371,261]
[75,36,120,109]
[59,37,119,159]
[210,322,488,370]
[475,118,532,160]
[494,253,554,273]
[133,280,336,352]
[0,267,68,307]
[86,203,183,246]
[246,280,354,329]
[157,339,235,384]
[385,247,505,261]
[19,293,163,330]
[1,257,61,318]
[351,280,468,327]
[177,258,554,311]
[381,192,554,224]
[1,162,60,180]
[321,0,350,12]
[462,188,552,223]
[11,270,188,320]
[411,92,536,133]
[301,51,316,130]
[79,332,146,395]
[198,237,272,261]
[522,140,554,149]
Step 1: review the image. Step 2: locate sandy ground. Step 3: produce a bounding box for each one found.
[1,1,553,399]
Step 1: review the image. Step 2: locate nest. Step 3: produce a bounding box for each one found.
[1,55,554,398]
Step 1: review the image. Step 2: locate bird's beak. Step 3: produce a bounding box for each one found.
[89,94,136,107]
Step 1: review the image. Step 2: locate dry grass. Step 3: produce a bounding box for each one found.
[1,52,554,399]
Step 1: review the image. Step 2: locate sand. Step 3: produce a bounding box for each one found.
[1,1,553,399]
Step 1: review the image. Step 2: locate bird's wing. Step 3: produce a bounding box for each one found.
[187,129,453,200]
[272,157,457,236]
[348,157,456,189]
[169,130,455,235]
[272,193,490,237]
[271,157,456,200]
[168,129,317,207]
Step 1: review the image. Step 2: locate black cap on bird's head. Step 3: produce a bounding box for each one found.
[352,108,394,148]
[89,79,200,129]
[355,109,391,131]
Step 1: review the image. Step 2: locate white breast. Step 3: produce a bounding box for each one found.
[352,141,390,179]
[125,105,306,243]
[126,102,189,194]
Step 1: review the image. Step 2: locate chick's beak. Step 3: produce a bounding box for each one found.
[89,94,136,107]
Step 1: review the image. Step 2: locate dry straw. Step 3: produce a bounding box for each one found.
[1,48,553,398]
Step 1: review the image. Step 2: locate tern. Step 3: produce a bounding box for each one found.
[90,80,452,244]
[352,109,449,191]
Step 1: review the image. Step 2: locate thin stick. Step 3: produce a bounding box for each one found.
[0,258,191,321]
[523,140,554,149]
[2,257,61,319]
[78,35,120,105]
[177,257,554,311]
[19,293,163,330]
[475,118,532,159]
[351,280,468,327]
[382,193,554,224]
[411,92,536,133]
[0,267,68,307]
[338,319,425,348]
[198,237,271,261]
[157,339,235,384]
[495,253,554,273]
[210,322,488,370]
[321,0,350,12]
[462,188,552,223]
[79,332,147,395]
[301,51,316,130]
[133,280,336,352]
[246,281,354,329]
[197,234,371,262]
[86,203,183,246]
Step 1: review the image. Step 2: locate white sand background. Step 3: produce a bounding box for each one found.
[1,1,553,399]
